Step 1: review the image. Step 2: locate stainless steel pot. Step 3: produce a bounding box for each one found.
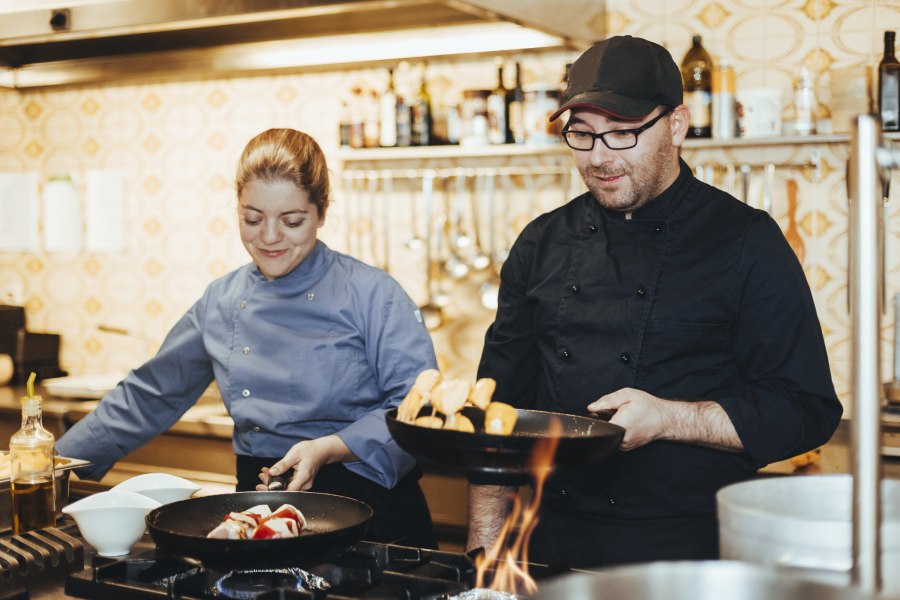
[0,453,91,531]
[532,561,876,600]
[717,474,900,594]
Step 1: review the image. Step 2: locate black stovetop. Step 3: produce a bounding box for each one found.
[64,539,477,600]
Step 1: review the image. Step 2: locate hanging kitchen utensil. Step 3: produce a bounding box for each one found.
[479,169,501,310]
[367,171,381,268]
[784,178,805,265]
[726,163,737,197]
[493,172,513,269]
[763,163,775,214]
[442,170,470,280]
[740,164,751,203]
[468,169,491,271]
[146,491,372,570]
[417,172,444,330]
[405,173,426,251]
[380,170,392,273]
[386,406,625,486]
[342,173,357,256]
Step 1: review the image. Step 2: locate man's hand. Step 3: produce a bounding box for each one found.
[256,435,355,491]
[588,388,743,452]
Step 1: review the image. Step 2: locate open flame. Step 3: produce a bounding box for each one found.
[474,419,562,596]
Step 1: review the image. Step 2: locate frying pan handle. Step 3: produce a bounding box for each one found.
[267,476,286,491]
[588,409,617,421]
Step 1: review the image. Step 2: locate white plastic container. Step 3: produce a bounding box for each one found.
[737,88,782,137]
[717,474,900,595]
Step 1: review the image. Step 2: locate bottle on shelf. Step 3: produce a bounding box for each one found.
[711,61,737,139]
[410,63,433,146]
[487,60,508,145]
[879,30,900,132]
[681,34,713,138]
[507,61,526,144]
[379,68,398,147]
[348,86,366,149]
[10,372,56,535]
[338,99,353,147]
[363,89,381,149]
[792,65,817,136]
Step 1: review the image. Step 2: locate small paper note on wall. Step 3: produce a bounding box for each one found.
[85,169,127,252]
[43,175,83,252]
[0,172,40,252]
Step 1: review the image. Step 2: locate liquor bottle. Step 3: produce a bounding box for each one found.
[10,372,56,535]
[793,66,817,136]
[410,63,433,146]
[348,86,365,149]
[379,68,398,147]
[487,61,508,145]
[507,62,526,144]
[338,99,352,147]
[363,89,380,148]
[711,61,737,139]
[681,35,713,138]
[879,30,900,132]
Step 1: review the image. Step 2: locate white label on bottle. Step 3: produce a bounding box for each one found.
[686,90,712,128]
[487,93,507,144]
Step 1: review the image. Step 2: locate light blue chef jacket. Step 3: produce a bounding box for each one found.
[57,242,437,488]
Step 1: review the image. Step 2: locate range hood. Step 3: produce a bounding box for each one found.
[0,0,604,89]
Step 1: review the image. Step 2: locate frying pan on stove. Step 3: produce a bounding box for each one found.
[146,491,372,570]
[386,406,625,485]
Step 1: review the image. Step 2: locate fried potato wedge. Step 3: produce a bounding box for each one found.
[467,377,496,410]
[443,413,475,433]
[414,415,445,429]
[484,402,518,435]
[431,379,471,416]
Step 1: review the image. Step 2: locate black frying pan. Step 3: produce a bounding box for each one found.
[386,406,625,485]
[145,491,372,570]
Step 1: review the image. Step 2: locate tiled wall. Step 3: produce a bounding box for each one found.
[1,0,898,414]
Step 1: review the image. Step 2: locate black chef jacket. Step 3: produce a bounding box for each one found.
[477,160,842,564]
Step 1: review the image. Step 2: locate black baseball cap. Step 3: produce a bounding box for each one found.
[549,35,683,122]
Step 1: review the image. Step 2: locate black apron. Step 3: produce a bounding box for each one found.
[528,506,719,569]
[236,455,437,549]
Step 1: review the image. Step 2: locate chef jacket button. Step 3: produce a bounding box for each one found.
[608,497,617,506]
[560,488,568,496]
[587,224,598,233]
[252,426,261,433]
[654,225,664,234]
[240,300,247,309]
[242,346,250,355]
[560,349,571,360]
[635,287,646,298]
[569,284,580,295]
[619,352,630,364]
[242,389,250,397]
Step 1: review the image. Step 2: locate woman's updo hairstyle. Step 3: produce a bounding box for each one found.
[235,128,330,218]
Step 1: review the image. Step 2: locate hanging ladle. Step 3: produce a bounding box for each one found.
[417,171,444,330]
[479,169,501,310]
[468,169,491,271]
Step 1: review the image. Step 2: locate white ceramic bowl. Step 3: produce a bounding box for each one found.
[62,490,161,557]
[111,473,201,504]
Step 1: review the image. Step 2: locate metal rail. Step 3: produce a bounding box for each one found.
[848,114,893,595]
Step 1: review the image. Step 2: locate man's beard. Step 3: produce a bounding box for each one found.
[579,141,672,213]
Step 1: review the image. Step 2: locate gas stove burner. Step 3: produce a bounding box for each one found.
[451,590,517,600]
[212,567,330,599]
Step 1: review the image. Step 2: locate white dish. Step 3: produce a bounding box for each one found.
[62,491,161,557]
[111,473,201,504]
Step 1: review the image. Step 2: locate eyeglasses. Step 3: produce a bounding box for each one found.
[561,107,673,151]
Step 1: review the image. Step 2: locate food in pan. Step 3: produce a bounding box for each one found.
[484,402,518,435]
[397,369,442,422]
[207,503,306,540]
[397,372,517,435]
[789,448,822,468]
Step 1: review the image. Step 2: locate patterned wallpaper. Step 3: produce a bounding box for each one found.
[0,0,898,413]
